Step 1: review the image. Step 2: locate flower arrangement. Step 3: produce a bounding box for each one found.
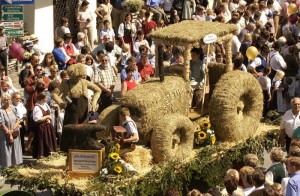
[194,118,216,148]
[100,142,136,178]
[23,51,33,60]
[123,0,144,13]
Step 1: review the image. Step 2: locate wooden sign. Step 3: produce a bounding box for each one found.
[68,148,105,179]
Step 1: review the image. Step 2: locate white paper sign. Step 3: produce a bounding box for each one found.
[203,34,217,44]
[71,152,99,172]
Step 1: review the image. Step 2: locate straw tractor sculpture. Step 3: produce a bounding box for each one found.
[99,21,263,163]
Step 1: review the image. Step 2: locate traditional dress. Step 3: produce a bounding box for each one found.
[32,103,57,158]
[0,108,22,167]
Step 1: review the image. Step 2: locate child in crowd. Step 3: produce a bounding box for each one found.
[244,154,259,168]
[239,166,255,196]
[258,67,272,117]
[265,147,286,185]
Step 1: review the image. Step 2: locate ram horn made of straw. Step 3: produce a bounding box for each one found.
[209,71,263,142]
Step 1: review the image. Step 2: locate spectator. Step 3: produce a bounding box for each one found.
[121,65,137,97]
[0,26,8,75]
[32,92,57,159]
[0,93,23,167]
[94,54,116,113]
[118,13,136,52]
[92,34,122,61]
[248,44,269,77]
[142,11,158,39]
[146,0,169,25]
[48,65,61,84]
[100,20,115,44]
[55,17,70,38]
[224,176,238,196]
[192,5,206,21]
[75,32,86,51]
[187,189,202,196]
[280,97,300,153]
[244,154,259,168]
[240,166,255,196]
[258,67,272,117]
[52,37,68,70]
[120,57,142,83]
[63,33,79,66]
[95,0,113,33]
[249,169,266,196]
[267,41,287,80]
[137,55,155,82]
[41,53,57,77]
[285,156,300,196]
[77,0,94,49]
[266,147,286,185]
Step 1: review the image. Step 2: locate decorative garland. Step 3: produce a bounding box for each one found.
[2,129,279,195]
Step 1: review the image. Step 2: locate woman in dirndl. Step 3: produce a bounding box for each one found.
[32,92,57,159]
[118,13,137,53]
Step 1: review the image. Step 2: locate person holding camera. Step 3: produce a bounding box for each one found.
[77,0,94,50]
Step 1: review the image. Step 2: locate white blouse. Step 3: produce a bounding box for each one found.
[33,103,51,122]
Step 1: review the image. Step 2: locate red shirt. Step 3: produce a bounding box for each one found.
[124,79,136,91]
[137,62,155,82]
[142,20,157,37]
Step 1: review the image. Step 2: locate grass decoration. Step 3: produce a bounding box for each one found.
[209,71,263,142]
[151,21,237,46]
[2,124,279,195]
[264,110,282,126]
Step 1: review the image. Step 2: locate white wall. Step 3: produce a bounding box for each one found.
[23,0,54,53]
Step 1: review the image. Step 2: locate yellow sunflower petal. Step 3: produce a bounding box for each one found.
[109,153,120,161]
[198,131,207,140]
[114,166,122,174]
[211,135,216,145]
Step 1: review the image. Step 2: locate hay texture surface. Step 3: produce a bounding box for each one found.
[150,21,237,46]
[151,114,194,162]
[98,104,121,138]
[36,152,67,169]
[122,145,153,172]
[209,71,263,142]
[207,62,229,94]
[121,76,190,136]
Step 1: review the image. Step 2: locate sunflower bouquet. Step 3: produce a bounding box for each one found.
[194,118,216,148]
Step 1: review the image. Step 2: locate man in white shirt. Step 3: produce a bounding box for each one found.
[267,41,287,80]
[280,97,300,152]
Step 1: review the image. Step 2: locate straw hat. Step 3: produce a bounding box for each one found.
[29,34,39,42]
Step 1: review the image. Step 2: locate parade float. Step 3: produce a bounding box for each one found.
[2,21,280,195]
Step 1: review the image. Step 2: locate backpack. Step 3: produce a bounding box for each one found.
[18,69,26,88]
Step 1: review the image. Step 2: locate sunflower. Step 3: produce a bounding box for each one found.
[115,143,120,151]
[198,131,207,140]
[211,135,216,145]
[114,166,122,174]
[109,153,119,161]
[201,119,211,129]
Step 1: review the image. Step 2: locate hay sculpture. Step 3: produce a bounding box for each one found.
[121,76,190,137]
[151,114,194,162]
[209,71,263,142]
[207,62,229,94]
[164,64,184,76]
[150,20,237,46]
[122,145,153,172]
[98,104,121,138]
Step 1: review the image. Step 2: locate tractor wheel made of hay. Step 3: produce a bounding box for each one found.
[151,114,194,163]
[98,104,120,138]
[209,71,263,142]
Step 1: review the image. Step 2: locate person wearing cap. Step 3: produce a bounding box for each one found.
[63,33,79,66]
[267,41,287,80]
[23,41,34,54]
[30,34,43,57]
[0,64,17,93]
[0,26,7,75]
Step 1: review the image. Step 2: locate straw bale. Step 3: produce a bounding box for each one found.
[67,178,90,192]
[207,62,228,93]
[151,21,237,46]
[150,114,194,162]
[98,104,121,138]
[36,153,67,169]
[121,76,190,136]
[122,145,153,172]
[209,71,263,142]
[164,64,184,76]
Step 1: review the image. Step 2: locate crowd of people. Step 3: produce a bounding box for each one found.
[0,0,300,194]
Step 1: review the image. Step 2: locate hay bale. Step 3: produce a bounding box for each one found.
[209,71,263,142]
[164,64,184,76]
[98,104,121,138]
[207,62,228,94]
[60,124,106,152]
[121,76,190,137]
[122,145,152,172]
[36,153,67,169]
[150,114,194,162]
[150,20,237,46]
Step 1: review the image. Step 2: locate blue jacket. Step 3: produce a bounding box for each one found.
[52,47,66,70]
